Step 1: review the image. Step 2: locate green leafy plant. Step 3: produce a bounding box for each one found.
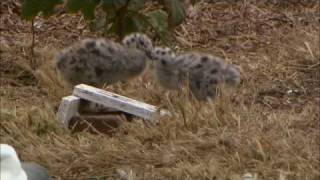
[21,0,64,20]
[21,0,187,40]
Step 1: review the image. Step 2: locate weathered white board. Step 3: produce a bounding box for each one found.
[56,95,81,127]
[73,84,171,121]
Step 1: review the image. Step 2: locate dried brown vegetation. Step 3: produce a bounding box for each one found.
[0,0,319,180]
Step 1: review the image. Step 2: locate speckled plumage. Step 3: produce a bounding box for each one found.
[55,33,153,87]
[151,47,241,101]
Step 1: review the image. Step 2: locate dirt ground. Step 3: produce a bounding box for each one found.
[1,0,319,180]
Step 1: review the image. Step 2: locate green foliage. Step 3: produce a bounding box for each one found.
[106,11,145,38]
[66,0,100,19]
[146,9,169,40]
[20,0,189,40]
[21,0,63,20]
[160,0,185,27]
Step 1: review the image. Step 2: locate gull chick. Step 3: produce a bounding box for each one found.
[151,47,241,101]
[55,33,153,87]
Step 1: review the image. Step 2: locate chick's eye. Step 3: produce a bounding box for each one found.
[139,39,144,45]
[161,59,167,66]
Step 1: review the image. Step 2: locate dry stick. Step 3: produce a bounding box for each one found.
[30,18,35,70]
[117,0,131,40]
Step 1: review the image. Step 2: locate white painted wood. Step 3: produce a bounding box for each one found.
[242,173,256,180]
[56,95,80,127]
[73,84,171,121]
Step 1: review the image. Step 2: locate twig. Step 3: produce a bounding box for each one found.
[30,18,35,70]
[117,0,132,40]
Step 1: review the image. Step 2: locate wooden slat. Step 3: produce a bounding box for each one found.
[56,95,80,127]
[73,84,171,121]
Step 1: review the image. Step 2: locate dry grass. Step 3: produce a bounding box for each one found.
[1,0,319,180]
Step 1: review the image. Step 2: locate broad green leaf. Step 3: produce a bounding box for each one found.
[102,0,148,11]
[102,0,127,10]
[122,13,143,35]
[146,9,170,41]
[21,0,63,20]
[66,0,100,19]
[106,13,143,38]
[128,0,148,11]
[161,0,185,27]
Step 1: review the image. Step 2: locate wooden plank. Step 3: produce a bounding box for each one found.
[73,84,171,121]
[56,95,80,127]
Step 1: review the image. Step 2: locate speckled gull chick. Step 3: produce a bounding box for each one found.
[0,144,50,180]
[150,46,241,101]
[55,33,153,87]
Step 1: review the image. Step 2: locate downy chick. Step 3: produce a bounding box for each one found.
[151,47,241,101]
[55,33,153,87]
